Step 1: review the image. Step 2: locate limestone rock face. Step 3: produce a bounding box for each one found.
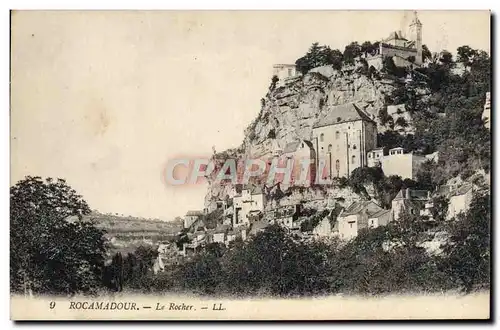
[243,66,396,159]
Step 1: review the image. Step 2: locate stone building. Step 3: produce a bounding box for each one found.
[232,184,265,228]
[366,11,423,69]
[272,64,299,82]
[391,188,429,221]
[482,92,491,130]
[183,210,204,229]
[312,102,377,179]
[380,147,426,180]
[366,147,385,168]
[337,200,385,240]
[368,209,392,229]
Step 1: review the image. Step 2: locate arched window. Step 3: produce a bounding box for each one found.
[335,131,340,139]
[301,143,304,148]
[328,144,333,152]
[320,133,324,142]
[353,144,357,150]
[352,155,356,164]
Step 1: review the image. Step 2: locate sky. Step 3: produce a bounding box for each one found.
[10,10,490,220]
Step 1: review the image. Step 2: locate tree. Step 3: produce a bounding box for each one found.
[439,50,453,65]
[328,49,344,70]
[269,75,279,91]
[10,176,106,295]
[295,43,343,74]
[457,45,477,67]
[421,44,432,63]
[343,42,362,65]
[440,192,490,292]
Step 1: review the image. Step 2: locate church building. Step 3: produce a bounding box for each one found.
[312,102,377,179]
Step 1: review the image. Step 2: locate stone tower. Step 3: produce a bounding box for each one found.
[408,11,423,64]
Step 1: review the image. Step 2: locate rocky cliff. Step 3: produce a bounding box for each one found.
[243,65,398,158]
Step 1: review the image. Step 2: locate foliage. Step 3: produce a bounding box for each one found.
[295,43,343,74]
[300,209,330,232]
[269,75,279,91]
[343,42,362,65]
[429,195,449,222]
[439,192,490,292]
[10,176,106,295]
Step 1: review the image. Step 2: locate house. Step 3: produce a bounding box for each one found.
[482,92,491,130]
[447,184,474,220]
[380,147,426,180]
[313,216,334,237]
[272,64,299,82]
[366,147,385,167]
[391,188,429,221]
[337,200,385,240]
[184,210,204,229]
[232,184,265,228]
[367,209,392,229]
[212,224,230,244]
[226,226,248,245]
[268,204,302,230]
[312,102,378,179]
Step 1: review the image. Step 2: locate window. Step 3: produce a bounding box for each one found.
[328,144,332,152]
[301,143,304,148]
[368,153,372,158]
[335,131,340,139]
[376,154,380,158]
[352,155,356,164]
[353,144,357,150]
[349,223,353,228]
[320,133,324,142]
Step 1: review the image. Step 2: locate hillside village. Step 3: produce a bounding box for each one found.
[10,11,491,298]
[155,12,490,265]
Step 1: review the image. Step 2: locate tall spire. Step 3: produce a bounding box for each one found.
[410,10,421,26]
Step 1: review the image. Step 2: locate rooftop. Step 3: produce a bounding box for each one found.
[341,200,384,217]
[186,210,204,216]
[393,188,429,201]
[313,103,374,129]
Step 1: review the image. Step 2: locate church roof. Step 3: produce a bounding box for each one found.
[313,103,374,129]
[384,31,408,42]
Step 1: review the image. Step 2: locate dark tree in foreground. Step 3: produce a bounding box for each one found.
[10,176,106,296]
[440,192,490,292]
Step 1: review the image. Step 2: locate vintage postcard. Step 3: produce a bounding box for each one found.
[10,10,491,320]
